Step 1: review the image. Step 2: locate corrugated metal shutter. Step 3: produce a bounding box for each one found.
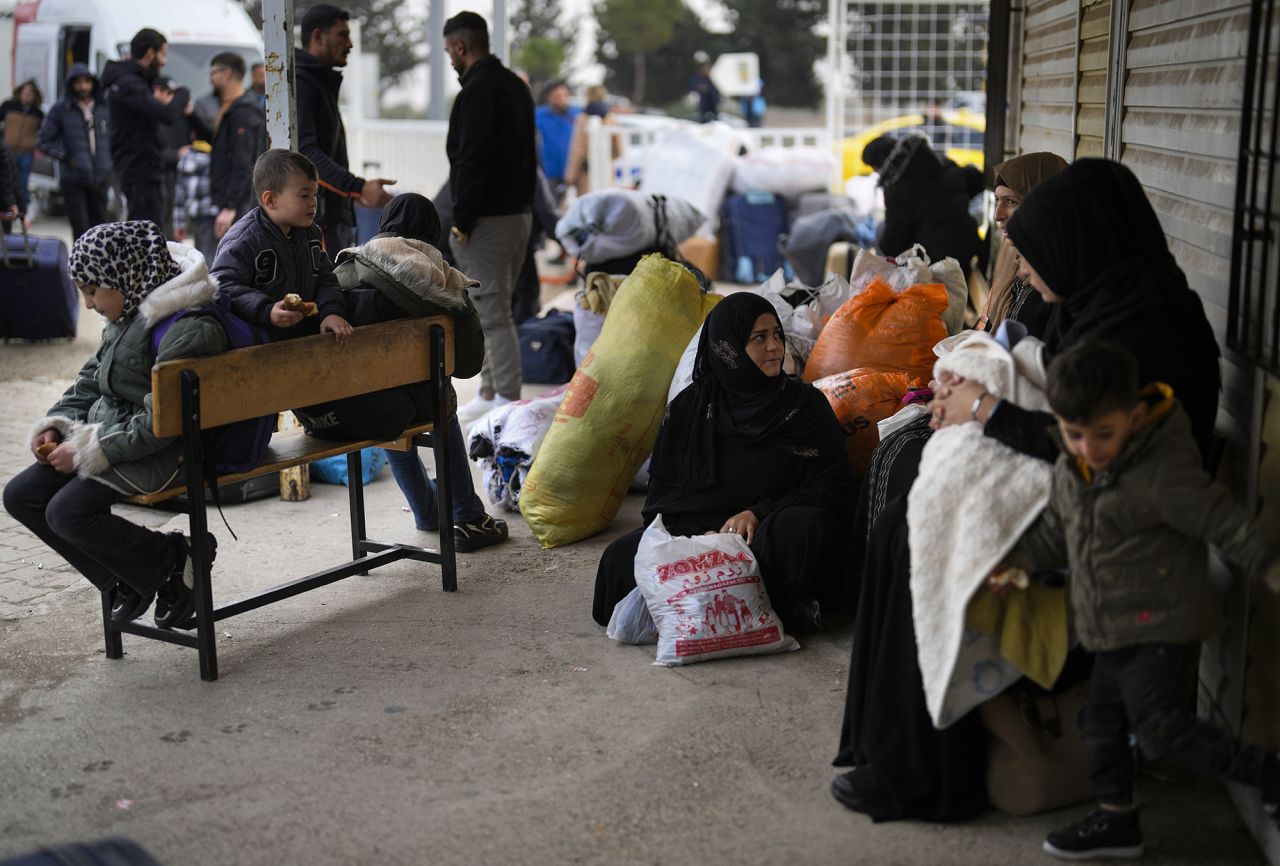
[1019,0,1075,157]
[1121,0,1273,785]
[1075,0,1110,158]
[1120,0,1252,442]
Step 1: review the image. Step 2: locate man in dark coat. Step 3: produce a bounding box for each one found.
[37,64,113,239]
[295,3,393,253]
[443,11,536,424]
[206,52,267,241]
[100,28,187,226]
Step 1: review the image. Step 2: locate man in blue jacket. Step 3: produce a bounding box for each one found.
[295,4,393,253]
[101,28,187,226]
[535,79,577,194]
[37,64,112,240]
[443,11,537,424]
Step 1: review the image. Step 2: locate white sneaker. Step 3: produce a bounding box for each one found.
[457,393,513,426]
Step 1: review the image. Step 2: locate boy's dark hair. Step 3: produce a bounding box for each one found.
[1047,339,1141,423]
[301,4,350,48]
[211,52,247,81]
[443,11,490,54]
[130,29,167,62]
[252,149,318,201]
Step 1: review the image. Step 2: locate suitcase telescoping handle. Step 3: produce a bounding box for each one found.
[0,213,37,271]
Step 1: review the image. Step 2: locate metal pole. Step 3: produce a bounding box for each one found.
[825,0,843,192]
[262,0,298,150]
[493,0,508,65]
[428,0,446,120]
[984,0,1010,179]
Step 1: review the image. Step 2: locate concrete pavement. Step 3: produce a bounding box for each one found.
[0,217,1265,865]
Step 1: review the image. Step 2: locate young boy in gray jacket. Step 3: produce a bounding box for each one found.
[1003,339,1280,861]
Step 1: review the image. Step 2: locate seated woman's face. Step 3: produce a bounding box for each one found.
[993,184,1021,232]
[1016,255,1060,303]
[744,313,785,377]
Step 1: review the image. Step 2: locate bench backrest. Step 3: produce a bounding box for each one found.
[150,317,455,438]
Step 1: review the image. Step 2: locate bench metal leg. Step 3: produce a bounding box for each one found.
[348,450,369,576]
[430,323,457,593]
[181,370,219,682]
[100,589,122,659]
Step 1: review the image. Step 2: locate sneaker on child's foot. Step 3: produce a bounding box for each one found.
[1044,809,1144,860]
[109,582,154,624]
[453,514,509,552]
[154,532,216,629]
[457,394,513,427]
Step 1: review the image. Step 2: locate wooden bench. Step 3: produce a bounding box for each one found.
[105,317,458,682]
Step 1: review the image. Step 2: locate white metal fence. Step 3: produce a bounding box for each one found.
[585,117,832,193]
[347,116,833,201]
[347,119,451,200]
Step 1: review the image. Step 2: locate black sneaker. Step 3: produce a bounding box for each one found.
[154,532,216,630]
[109,582,154,624]
[1044,809,1144,860]
[453,514,508,552]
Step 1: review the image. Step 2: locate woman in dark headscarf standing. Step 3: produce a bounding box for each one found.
[593,292,856,633]
[831,159,1222,824]
[864,134,983,277]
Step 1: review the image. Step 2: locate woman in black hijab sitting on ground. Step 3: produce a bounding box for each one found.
[830,159,1221,823]
[592,292,856,634]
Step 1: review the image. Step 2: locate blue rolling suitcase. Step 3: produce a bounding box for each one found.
[719,191,791,284]
[0,222,79,340]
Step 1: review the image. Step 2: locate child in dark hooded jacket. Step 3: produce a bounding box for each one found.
[332,193,509,552]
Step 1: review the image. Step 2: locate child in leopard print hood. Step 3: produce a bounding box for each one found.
[3,220,228,630]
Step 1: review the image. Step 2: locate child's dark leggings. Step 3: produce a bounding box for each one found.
[1085,642,1270,806]
[3,463,175,595]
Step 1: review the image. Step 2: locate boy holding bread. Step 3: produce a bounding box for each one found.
[211,149,352,342]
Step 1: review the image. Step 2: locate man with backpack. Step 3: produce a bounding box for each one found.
[295,4,393,253]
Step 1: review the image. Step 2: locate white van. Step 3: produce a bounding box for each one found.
[11,0,262,200]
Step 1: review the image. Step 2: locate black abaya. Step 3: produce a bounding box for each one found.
[833,494,988,822]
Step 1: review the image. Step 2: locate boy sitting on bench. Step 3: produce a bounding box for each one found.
[211,149,353,343]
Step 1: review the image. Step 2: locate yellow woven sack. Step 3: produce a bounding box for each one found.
[521,255,719,548]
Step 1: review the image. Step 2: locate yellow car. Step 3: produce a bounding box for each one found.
[842,109,986,180]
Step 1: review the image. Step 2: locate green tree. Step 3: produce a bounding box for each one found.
[718,0,823,107]
[594,0,685,105]
[597,5,728,111]
[238,0,424,87]
[511,0,567,94]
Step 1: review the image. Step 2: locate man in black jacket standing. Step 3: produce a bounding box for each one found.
[37,63,112,240]
[295,4,393,253]
[101,28,186,226]
[443,11,536,425]
[207,52,267,240]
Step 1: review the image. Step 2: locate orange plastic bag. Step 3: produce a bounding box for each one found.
[813,368,919,476]
[803,278,949,383]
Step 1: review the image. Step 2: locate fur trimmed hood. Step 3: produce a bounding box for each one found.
[138,242,217,327]
[335,236,477,314]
